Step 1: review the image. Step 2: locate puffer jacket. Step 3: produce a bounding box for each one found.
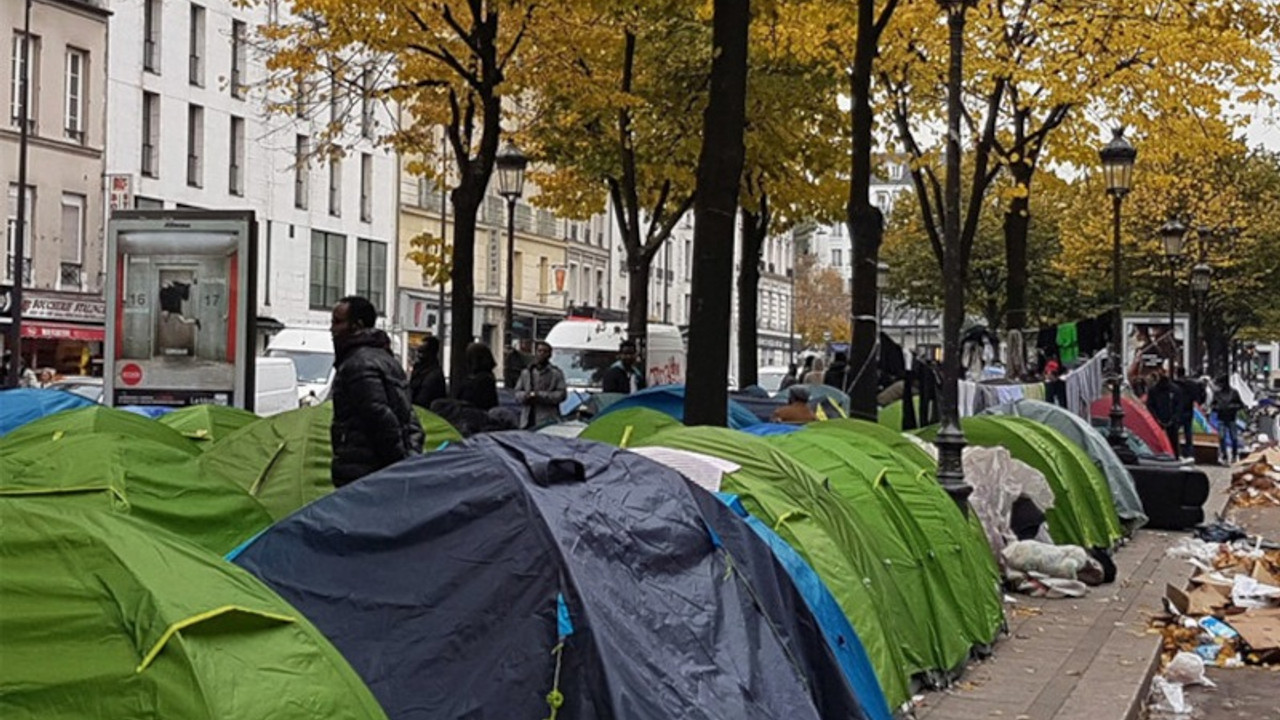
[330,329,425,487]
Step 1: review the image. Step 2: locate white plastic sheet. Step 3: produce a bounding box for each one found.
[963,446,1056,565]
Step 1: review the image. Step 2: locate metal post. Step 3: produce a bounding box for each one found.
[6,0,33,388]
[504,197,516,349]
[438,133,448,365]
[1168,257,1177,375]
[1108,193,1126,447]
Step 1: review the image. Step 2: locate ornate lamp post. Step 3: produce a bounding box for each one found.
[1098,129,1136,448]
[1190,260,1211,374]
[495,141,528,350]
[1159,219,1188,374]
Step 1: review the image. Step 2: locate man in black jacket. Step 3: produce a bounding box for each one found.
[409,335,447,409]
[329,296,424,487]
[1145,370,1183,457]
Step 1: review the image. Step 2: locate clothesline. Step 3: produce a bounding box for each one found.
[959,351,1108,422]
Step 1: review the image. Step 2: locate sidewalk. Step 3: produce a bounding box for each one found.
[916,465,1233,720]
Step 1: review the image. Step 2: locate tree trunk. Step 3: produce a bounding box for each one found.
[447,192,481,393]
[737,204,767,389]
[627,250,653,361]
[847,0,882,421]
[1003,165,1032,331]
[685,0,749,427]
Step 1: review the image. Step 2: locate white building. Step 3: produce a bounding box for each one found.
[103,0,397,349]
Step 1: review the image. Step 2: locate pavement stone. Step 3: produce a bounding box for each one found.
[916,465,1235,720]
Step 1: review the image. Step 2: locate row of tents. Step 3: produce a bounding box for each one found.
[0,384,1150,719]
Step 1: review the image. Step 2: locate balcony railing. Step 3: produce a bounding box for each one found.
[59,262,82,290]
[5,255,33,286]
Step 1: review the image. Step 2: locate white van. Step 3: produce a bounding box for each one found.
[254,357,300,416]
[544,320,686,391]
[264,327,334,405]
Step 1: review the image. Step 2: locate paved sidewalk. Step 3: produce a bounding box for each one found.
[916,466,1233,720]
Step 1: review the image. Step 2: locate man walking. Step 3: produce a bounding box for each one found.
[1146,370,1183,457]
[514,340,567,429]
[602,339,646,394]
[1213,377,1244,465]
[329,295,424,487]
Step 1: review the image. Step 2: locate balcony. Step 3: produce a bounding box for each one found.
[59,262,83,290]
[5,255,33,286]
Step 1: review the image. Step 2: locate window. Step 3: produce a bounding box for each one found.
[684,239,692,279]
[10,33,37,131]
[134,196,164,209]
[5,184,33,285]
[230,20,246,98]
[309,231,345,309]
[355,238,387,313]
[144,0,161,73]
[59,193,85,290]
[538,257,549,297]
[64,48,86,143]
[328,158,341,216]
[596,269,604,304]
[293,135,309,208]
[359,153,372,222]
[229,116,245,195]
[186,104,204,187]
[360,66,374,139]
[142,92,160,177]
[832,248,842,267]
[189,4,205,86]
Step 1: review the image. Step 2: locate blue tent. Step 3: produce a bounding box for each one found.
[118,405,176,419]
[742,422,803,437]
[594,385,761,429]
[233,433,867,720]
[0,388,95,436]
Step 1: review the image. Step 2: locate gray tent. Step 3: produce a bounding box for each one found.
[983,399,1146,529]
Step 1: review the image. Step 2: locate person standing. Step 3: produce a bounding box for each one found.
[823,352,850,391]
[1146,370,1183,456]
[514,341,567,429]
[1213,377,1244,465]
[778,362,800,392]
[329,296,425,488]
[409,336,447,409]
[602,339,646,394]
[452,341,499,410]
[1173,367,1204,459]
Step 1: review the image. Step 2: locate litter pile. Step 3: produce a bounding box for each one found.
[1227,448,1280,508]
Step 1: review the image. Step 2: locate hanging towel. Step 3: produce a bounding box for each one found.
[995,385,1025,405]
[1057,322,1079,365]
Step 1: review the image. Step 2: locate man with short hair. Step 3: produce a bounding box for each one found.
[602,339,646,394]
[329,295,424,487]
[514,340,567,429]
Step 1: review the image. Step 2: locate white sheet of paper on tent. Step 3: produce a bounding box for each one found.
[628,447,741,493]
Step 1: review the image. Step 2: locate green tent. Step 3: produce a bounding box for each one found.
[918,416,1123,548]
[201,402,461,521]
[0,500,388,720]
[634,426,914,709]
[0,433,274,555]
[785,422,1004,650]
[0,405,199,457]
[159,404,261,446]
[579,406,681,447]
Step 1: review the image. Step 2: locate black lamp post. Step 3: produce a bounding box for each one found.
[495,141,527,350]
[5,0,33,389]
[1190,261,1210,373]
[1159,219,1188,374]
[1098,128,1136,447]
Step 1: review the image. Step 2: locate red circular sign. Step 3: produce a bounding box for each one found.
[120,363,143,386]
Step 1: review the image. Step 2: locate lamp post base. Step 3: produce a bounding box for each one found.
[934,421,972,513]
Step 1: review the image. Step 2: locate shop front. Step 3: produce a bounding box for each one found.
[0,289,107,377]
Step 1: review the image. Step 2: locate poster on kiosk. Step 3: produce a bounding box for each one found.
[105,211,256,409]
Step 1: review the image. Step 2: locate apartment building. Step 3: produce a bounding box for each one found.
[1,0,109,374]
[104,0,397,351]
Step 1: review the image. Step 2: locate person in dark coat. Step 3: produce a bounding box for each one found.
[409,336,447,409]
[1213,377,1244,465]
[1145,371,1183,456]
[452,341,499,410]
[329,296,425,488]
[778,363,800,392]
[1173,366,1204,458]
[601,339,646,394]
[823,352,850,392]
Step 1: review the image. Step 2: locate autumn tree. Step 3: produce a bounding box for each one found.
[793,251,850,347]
[253,0,530,389]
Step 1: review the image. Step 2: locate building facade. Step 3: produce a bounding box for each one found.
[1,0,110,373]
[103,0,397,352]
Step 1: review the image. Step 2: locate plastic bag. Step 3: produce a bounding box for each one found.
[1164,651,1216,687]
[964,447,1056,564]
[1003,540,1093,579]
[1149,676,1191,715]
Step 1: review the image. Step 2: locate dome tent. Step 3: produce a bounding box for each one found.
[0,404,198,457]
[0,388,95,436]
[591,384,761,430]
[0,500,387,720]
[232,433,868,720]
[160,404,261,446]
[578,406,680,447]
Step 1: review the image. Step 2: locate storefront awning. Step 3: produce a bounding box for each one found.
[21,322,105,342]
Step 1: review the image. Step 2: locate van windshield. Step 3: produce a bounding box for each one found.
[266,349,333,383]
[551,349,616,388]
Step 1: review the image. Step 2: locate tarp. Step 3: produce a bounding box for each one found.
[0,388,95,436]
[771,428,1003,669]
[729,391,785,422]
[1192,406,1216,435]
[918,416,1124,548]
[201,402,460,522]
[578,406,680,447]
[0,405,199,457]
[635,426,914,709]
[592,385,761,429]
[233,433,868,720]
[984,399,1147,529]
[1090,396,1175,457]
[0,433,273,555]
[0,500,387,720]
[160,404,260,445]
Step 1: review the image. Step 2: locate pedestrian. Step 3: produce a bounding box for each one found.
[1213,376,1244,465]
[514,340,567,429]
[329,295,424,488]
[408,335,447,409]
[602,339,646,394]
[778,362,800,392]
[1145,370,1183,456]
[771,386,816,424]
[803,357,826,385]
[504,339,529,390]
[452,341,499,410]
[823,352,850,391]
[1173,366,1204,459]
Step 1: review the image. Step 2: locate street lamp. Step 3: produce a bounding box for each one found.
[495,141,527,351]
[1191,261,1211,374]
[1098,128,1136,449]
[1159,219,1187,374]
